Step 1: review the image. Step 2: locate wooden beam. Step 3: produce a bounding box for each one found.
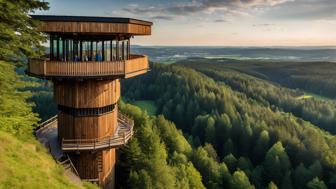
[122,40,125,60]
[116,40,119,60]
[50,35,54,60]
[62,38,65,61]
[128,38,130,60]
[79,40,83,61]
[90,41,93,61]
[110,40,112,61]
[102,41,105,61]
[56,36,59,60]
[38,22,151,35]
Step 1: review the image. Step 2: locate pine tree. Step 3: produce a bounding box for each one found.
[267,181,278,189]
[0,0,48,63]
[231,170,255,189]
[263,142,291,185]
[306,177,327,189]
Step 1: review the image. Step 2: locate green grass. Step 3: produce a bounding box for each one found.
[131,100,157,115]
[296,95,313,100]
[0,131,98,189]
[296,91,335,101]
[160,60,177,64]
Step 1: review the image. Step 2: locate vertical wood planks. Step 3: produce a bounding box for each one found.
[28,55,149,78]
[39,22,151,35]
[54,80,120,108]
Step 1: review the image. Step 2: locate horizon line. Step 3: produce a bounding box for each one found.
[132,44,336,48]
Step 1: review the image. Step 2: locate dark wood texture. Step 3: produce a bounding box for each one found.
[54,79,120,108]
[58,109,117,141]
[31,15,152,26]
[69,149,115,186]
[37,21,151,35]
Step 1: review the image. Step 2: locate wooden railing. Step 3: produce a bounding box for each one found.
[28,55,148,78]
[60,154,80,177]
[125,55,149,75]
[61,111,134,151]
[34,115,58,135]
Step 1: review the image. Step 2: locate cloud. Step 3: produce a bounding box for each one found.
[123,6,163,14]
[252,23,275,27]
[122,0,293,17]
[150,16,174,20]
[123,0,336,22]
[214,19,228,22]
[264,0,336,20]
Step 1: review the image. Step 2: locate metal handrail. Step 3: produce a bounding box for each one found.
[61,112,134,151]
[34,115,58,135]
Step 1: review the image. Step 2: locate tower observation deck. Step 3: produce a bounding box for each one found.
[28,15,152,189]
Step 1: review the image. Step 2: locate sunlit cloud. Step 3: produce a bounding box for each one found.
[35,0,336,46]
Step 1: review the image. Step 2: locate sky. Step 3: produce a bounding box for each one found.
[35,0,336,46]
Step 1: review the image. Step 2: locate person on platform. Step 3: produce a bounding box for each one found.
[95,51,103,61]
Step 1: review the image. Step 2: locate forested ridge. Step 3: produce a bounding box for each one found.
[122,62,336,189]
[182,60,336,134]
[187,58,336,99]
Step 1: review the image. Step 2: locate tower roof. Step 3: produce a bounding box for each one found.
[31,15,152,36]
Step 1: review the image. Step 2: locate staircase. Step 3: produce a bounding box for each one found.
[97,152,103,173]
[59,155,80,177]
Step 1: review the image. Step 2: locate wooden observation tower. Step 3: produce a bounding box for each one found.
[28,15,152,188]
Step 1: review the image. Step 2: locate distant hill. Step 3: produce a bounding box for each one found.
[131,46,336,63]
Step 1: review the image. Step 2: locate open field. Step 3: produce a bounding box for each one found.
[131,100,157,115]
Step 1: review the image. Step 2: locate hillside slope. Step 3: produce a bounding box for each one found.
[0,61,97,189]
[0,131,87,189]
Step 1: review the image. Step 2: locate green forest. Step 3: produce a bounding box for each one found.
[2,0,336,189]
[121,61,336,189]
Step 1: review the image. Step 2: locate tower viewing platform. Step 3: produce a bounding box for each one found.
[27,15,151,80]
[29,15,152,189]
[28,54,148,79]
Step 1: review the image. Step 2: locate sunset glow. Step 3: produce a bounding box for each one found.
[36,0,336,46]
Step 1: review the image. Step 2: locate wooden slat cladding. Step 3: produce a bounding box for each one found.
[46,60,124,77]
[54,79,120,108]
[58,108,117,141]
[69,149,115,187]
[101,149,115,188]
[28,55,149,78]
[62,119,133,151]
[38,21,151,35]
[125,55,149,78]
[70,152,99,180]
[28,59,46,75]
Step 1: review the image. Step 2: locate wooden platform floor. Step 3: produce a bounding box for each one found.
[61,119,133,151]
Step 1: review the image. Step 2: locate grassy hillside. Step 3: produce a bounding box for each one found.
[0,131,83,189]
[0,61,98,189]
